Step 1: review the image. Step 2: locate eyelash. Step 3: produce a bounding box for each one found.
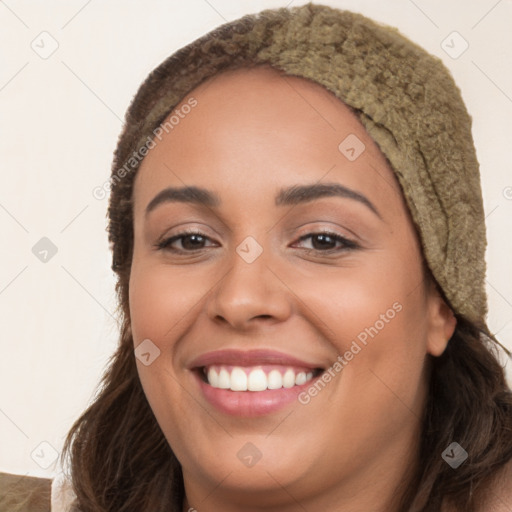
[154,228,359,255]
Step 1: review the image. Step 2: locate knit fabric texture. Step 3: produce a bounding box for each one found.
[107,2,488,325]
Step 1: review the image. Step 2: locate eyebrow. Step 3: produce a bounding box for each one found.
[145,182,382,219]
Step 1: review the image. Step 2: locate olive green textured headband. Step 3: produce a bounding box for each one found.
[108,2,487,326]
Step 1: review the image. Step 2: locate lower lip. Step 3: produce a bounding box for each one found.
[193,370,321,417]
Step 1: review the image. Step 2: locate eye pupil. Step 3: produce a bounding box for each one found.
[182,234,205,250]
[313,234,336,250]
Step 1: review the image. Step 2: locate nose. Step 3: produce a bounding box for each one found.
[206,247,292,331]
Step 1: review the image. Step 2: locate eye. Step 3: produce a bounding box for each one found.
[155,229,358,255]
[293,231,359,253]
[155,229,216,252]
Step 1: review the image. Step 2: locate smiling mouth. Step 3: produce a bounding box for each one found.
[196,365,324,392]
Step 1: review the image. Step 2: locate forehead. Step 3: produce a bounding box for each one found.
[132,65,404,218]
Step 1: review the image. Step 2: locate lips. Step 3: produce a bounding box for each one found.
[188,349,326,416]
[189,348,325,371]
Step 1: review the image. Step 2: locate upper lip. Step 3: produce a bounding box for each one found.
[188,349,325,370]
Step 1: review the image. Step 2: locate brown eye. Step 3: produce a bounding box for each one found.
[155,230,215,252]
[154,229,358,255]
[294,231,358,252]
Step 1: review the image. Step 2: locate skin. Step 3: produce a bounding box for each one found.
[128,65,456,512]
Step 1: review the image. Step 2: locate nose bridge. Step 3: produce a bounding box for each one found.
[207,235,291,328]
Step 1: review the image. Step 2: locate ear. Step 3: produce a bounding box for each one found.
[425,280,457,357]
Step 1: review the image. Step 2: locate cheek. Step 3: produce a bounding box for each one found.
[307,279,428,469]
[294,246,430,406]
[296,251,426,349]
[334,283,429,431]
[129,261,201,346]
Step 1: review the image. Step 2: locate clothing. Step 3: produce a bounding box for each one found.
[0,471,75,512]
[108,2,488,326]
[50,473,75,512]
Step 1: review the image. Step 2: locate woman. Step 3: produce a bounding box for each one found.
[26,3,512,511]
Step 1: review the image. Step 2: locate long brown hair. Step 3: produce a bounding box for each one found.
[60,5,512,511]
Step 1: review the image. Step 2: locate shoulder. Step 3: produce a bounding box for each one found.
[0,471,51,512]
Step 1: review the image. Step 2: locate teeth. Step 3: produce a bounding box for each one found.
[204,365,318,391]
[247,368,267,391]
[283,368,295,388]
[218,368,230,389]
[267,369,282,389]
[295,372,307,385]
[231,367,247,391]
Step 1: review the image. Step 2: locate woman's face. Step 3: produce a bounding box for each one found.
[129,66,456,509]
